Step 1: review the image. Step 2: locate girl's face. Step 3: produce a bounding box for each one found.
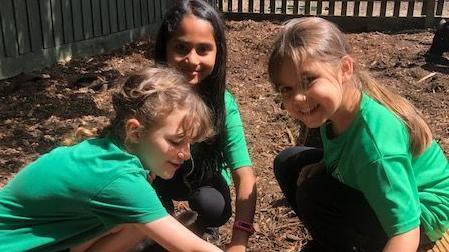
[278,59,354,130]
[166,15,217,85]
[131,108,192,180]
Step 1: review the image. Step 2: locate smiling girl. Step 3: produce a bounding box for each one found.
[269,17,449,252]
[0,67,222,252]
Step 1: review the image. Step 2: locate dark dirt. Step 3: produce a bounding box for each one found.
[0,20,448,251]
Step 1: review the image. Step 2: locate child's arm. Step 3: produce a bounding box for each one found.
[135,216,223,252]
[383,227,420,252]
[228,166,257,252]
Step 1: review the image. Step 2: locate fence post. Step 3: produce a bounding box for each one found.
[424,0,436,28]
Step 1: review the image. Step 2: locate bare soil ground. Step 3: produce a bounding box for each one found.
[0,20,448,251]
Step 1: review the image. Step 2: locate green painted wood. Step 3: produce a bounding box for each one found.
[328,0,335,15]
[101,0,110,35]
[160,0,167,18]
[71,0,84,41]
[367,0,374,16]
[26,0,44,52]
[407,0,415,17]
[341,0,348,15]
[380,0,387,16]
[436,0,444,15]
[393,0,401,17]
[92,0,102,36]
[354,0,360,16]
[117,0,126,30]
[109,0,118,33]
[14,0,31,54]
[0,9,5,57]
[40,0,54,48]
[305,0,311,14]
[141,0,149,25]
[0,0,18,57]
[133,0,142,27]
[81,0,93,39]
[155,0,162,22]
[147,0,155,24]
[317,0,323,15]
[125,0,134,29]
[51,0,64,46]
[62,0,74,43]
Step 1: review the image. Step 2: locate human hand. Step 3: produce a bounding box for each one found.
[297,160,325,186]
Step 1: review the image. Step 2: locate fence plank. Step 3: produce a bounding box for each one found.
[133,0,141,28]
[393,0,401,17]
[141,0,149,25]
[424,0,436,26]
[380,0,387,16]
[249,0,254,12]
[293,0,299,14]
[40,0,54,48]
[15,0,31,54]
[0,10,4,57]
[125,0,133,28]
[281,0,287,13]
[329,0,336,15]
[219,0,223,11]
[259,0,264,13]
[117,0,126,30]
[81,0,93,39]
[238,0,243,12]
[109,0,118,32]
[61,0,74,43]
[148,0,155,24]
[0,0,18,56]
[92,0,102,36]
[155,0,162,23]
[436,0,444,15]
[341,0,348,15]
[51,0,64,46]
[71,0,84,41]
[305,0,311,14]
[407,0,415,17]
[229,0,233,12]
[353,0,360,16]
[317,0,323,15]
[367,0,374,16]
[270,0,275,13]
[161,0,167,19]
[101,0,110,35]
[26,0,43,52]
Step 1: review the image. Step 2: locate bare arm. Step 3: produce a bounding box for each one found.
[383,227,420,252]
[136,215,223,252]
[227,166,257,252]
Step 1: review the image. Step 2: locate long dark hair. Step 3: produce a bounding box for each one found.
[154,0,227,186]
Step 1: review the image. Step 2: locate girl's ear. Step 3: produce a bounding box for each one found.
[340,55,354,83]
[125,118,143,144]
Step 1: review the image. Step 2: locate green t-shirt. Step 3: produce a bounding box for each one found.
[321,93,449,241]
[0,137,168,251]
[221,90,253,184]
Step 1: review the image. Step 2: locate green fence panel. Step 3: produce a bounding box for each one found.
[40,0,54,49]
[81,0,93,39]
[125,0,134,29]
[62,0,74,43]
[109,0,118,33]
[141,0,149,25]
[149,0,155,23]
[51,0,64,46]
[15,0,32,54]
[101,0,110,35]
[134,0,142,27]
[0,0,18,57]
[72,0,84,41]
[92,0,102,36]
[117,0,126,31]
[27,0,44,52]
[155,0,161,22]
[0,9,5,57]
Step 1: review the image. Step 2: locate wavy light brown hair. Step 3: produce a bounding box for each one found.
[105,66,215,146]
[268,17,432,155]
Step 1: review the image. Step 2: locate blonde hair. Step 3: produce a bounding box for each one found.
[65,67,215,146]
[268,17,432,155]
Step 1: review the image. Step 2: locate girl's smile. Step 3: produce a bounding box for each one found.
[166,15,217,85]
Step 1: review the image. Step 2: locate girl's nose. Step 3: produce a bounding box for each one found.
[294,92,307,102]
[186,50,200,65]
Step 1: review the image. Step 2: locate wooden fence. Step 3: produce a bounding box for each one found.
[0,0,174,80]
[214,0,449,31]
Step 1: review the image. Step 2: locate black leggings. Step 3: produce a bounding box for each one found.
[152,164,232,230]
[274,146,433,252]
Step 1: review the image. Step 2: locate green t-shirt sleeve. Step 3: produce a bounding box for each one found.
[223,91,252,170]
[357,156,421,237]
[90,171,168,225]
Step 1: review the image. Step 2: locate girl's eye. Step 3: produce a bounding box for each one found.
[168,139,183,146]
[301,76,315,88]
[279,86,292,94]
[174,43,190,55]
[196,44,212,55]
